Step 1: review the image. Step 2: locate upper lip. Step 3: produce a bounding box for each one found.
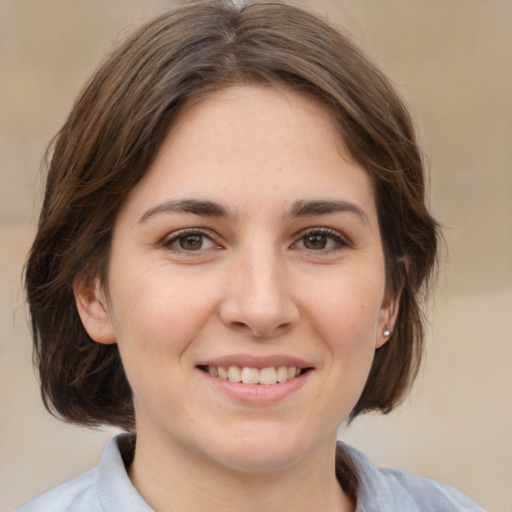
[196,354,312,369]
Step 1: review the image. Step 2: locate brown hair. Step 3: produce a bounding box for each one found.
[26,0,438,435]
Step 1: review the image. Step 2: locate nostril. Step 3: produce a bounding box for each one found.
[219,293,299,338]
[225,319,295,338]
[228,320,251,333]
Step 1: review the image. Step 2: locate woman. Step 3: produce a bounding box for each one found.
[21,1,483,510]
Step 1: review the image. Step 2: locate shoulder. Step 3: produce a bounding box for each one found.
[339,443,485,512]
[376,468,485,511]
[16,468,100,512]
[16,434,151,512]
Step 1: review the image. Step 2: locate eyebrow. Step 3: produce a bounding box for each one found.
[138,199,232,223]
[138,198,369,224]
[288,199,369,224]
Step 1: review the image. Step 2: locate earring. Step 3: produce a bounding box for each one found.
[383,326,391,337]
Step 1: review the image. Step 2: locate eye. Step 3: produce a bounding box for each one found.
[162,230,219,252]
[294,229,349,251]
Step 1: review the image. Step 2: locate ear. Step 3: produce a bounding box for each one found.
[74,274,116,345]
[375,290,400,348]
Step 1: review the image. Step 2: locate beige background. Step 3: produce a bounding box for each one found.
[1,1,511,510]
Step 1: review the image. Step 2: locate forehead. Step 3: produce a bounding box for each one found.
[170,84,346,159]
[118,84,377,224]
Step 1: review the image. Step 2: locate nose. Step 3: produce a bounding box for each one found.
[219,248,299,338]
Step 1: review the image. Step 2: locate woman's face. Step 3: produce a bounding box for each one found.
[78,85,396,472]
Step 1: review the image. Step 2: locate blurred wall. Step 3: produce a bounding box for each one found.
[1,1,510,510]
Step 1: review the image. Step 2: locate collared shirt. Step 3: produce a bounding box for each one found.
[17,434,484,511]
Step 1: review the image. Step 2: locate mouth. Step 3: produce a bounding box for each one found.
[197,365,312,385]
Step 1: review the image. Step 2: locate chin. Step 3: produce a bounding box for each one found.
[200,429,322,475]
[214,448,302,474]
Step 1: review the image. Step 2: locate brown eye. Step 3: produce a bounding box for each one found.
[163,231,217,252]
[179,234,204,250]
[302,234,328,250]
[294,229,349,252]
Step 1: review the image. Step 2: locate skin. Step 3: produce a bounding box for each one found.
[76,85,398,512]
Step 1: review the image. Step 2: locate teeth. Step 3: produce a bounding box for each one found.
[206,365,303,385]
[260,367,277,385]
[277,366,288,383]
[241,367,260,384]
[227,365,242,382]
[218,366,228,379]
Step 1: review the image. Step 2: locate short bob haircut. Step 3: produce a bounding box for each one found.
[25,0,438,432]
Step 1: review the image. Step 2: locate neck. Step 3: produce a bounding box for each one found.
[127,430,354,512]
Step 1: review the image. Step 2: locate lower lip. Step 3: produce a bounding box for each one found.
[198,369,311,405]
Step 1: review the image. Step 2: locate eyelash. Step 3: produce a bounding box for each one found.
[161,228,220,253]
[293,228,351,252]
[161,227,351,254]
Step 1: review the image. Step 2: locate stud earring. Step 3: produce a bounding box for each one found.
[383,327,391,337]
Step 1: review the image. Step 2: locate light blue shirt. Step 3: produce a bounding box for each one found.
[17,434,484,511]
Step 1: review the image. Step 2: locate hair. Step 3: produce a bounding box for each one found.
[26,0,438,437]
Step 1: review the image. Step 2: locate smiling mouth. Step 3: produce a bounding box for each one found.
[198,365,311,385]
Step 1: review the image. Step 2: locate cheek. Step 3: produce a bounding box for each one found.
[305,272,385,343]
[107,263,222,356]
[105,266,222,413]
[305,277,383,412]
